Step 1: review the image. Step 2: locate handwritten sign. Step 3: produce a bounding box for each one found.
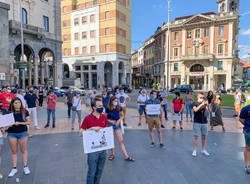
[82,127,114,154]
[171,113,181,121]
[146,104,161,115]
[0,113,15,128]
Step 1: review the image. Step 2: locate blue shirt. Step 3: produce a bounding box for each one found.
[24,93,37,108]
[106,108,121,121]
[146,98,161,117]
[102,96,110,110]
[160,90,168,105]
[240,105,250,133]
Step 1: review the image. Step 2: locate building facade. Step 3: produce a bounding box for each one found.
[0,0,62,87]
[61,0,131,89]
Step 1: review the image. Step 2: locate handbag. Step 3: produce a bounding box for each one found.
[72,98,81,111]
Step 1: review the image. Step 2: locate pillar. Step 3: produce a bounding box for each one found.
[97,62,104,88]
[204,74,207,91]
[89,72,92,89]
[122,62,126,85]
[40,62,45,85]
[9,55,15,86]
[81,71,84,86]
[112,61,118,87]
[54,61,62,87]
[34,56,39,85]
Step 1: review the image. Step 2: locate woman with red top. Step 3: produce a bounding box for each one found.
[172,92,185,130]
[80,96,108,184]
[0,86,15,115]
[45,90,58,128]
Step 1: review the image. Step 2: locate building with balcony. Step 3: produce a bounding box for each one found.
[61,0,131,89]
[0,0,62,87]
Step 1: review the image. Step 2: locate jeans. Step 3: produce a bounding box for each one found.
[87,151,106,184]
[162,104,168,120]
[185,104,193,119]
[28,107,38,127]
[47,109,55,126]
[67,102,72,118]
[72,110,82,124]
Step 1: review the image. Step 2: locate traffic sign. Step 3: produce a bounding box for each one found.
[0,73,6,80]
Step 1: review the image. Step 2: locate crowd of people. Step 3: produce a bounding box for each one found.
[0,84,250,182]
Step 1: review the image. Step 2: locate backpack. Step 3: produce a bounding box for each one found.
[241,94,246,104]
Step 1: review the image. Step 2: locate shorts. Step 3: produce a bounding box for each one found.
[193,123,208,136]
[174,111,183,121]
[108,122,121,131]
[0,137,4,146]
[147,116,161,129]
[122,107,127,116]
[139,105,146,115]
[8,131,28,140]
[244,130,250,147]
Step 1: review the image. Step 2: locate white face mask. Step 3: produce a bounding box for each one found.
[217,95,220,98]
[198,98,204,103]
[7,90,11,93]
[77,94,80,96]
[113,101,118,106]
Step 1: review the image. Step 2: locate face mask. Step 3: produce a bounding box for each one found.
[153,95,157,99]
[198,98,204,103]
[174,95,176,98]
[29,90,33,93]
[102,94,106,98]
[96,107,104,114]
[217,95,220,98]
[110,94,113,97]
[77,94,80,96]
[113,101,118,106]
[23,93,26,96]
[50,94,53,96]
[14,104,21,109]
[7,90,11,93]
[142,93,146,96]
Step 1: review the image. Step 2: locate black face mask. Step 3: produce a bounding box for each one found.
[29,90,33,93]
[96,108,104,114]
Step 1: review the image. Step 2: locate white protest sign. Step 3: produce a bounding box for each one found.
[82,127,114,154]
[0,113,15,128]
[171,113,181,121]
[146,104,161,115]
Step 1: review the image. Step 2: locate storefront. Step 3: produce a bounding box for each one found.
[189,64,205,90]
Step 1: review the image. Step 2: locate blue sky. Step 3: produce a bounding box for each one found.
[131,0,250,60]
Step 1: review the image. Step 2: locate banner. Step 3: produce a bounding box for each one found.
[171,113,181,121]
[0,113,15,128]
[146,104,161,115]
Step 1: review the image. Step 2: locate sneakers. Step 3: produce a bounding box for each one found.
[123,123,128,127]
[24,166,30,175]
[44,124,49,128]
[161,125,165,128]
[245,166,250,174]
[192,150,197,157]
[138,123,142,127]
[201,150,210,156]
[35,126,40,130]
[52,125,56,128]
[160,144,166,149]
[8,168,18,177]
[151,142,155,148]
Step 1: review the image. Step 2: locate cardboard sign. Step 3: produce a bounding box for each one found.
[146,104,161,115]
[0,113,15,128]
[171,113,181,121]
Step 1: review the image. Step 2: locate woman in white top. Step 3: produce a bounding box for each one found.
[71,92,83,130]
[235,89,242,118]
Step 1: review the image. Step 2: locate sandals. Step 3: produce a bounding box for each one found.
[108,155,115,161]
[125,156,135,162]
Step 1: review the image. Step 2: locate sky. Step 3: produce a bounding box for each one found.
[131,0,250,60]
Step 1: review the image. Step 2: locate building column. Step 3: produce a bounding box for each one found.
[54,60,62,87]
[40,62,45,85]
[97,62,104,88]
[81,71,84,86]
[122,63,126,85]
[112,61,118,86]
[204,74,207,91]
[89,72,92,89]
[34,56,39,86]
[9,55,15,86]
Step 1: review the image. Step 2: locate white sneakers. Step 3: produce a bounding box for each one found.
[192,150,210,157]
[8,167,31,177]
[35,126,40,130]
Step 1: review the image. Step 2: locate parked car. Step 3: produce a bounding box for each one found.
[122,85,133,93]
[170,85,192,93]
[227,85,246,93]
[59,86,70,95]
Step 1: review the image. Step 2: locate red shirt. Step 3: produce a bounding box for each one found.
[0,92,15,109]
[47,94,58,109]
[172,98,184,112]
[81,113,108,130]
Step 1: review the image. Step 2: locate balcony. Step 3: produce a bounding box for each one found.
[182,54,214,61]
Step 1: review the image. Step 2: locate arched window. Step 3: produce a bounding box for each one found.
[190,64,204,72]
[221,3,225,12]
[22,8,27,24]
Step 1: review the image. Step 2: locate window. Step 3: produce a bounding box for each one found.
[195,29,200,38]
[63,20,67,28]
[43,16,49,32]
[119,12,126,21]
[83,66,89,70]
[93,0,97,5]
[174,32,179,41]
[174,63,178,71]
[219,25,224,36]
[74,33,79,40]
[105,28,110,35]
[174,48,178,57]
[82,47,87,55]
[90,46,96,54]
[204,28,209,37]
[91,65,97,70]
[75,47,79,55]
[82,32,87,39]
[63,48,67,56]
[119,29,125,37]
[187,31,192,39]
[218,44,224,55]
[195,46,199,55]
[22,8,27,24]
[74,18,79,26]
[105,44,110,52]
[82,16,87,24]
[218,61,223,70]
[63,35,68,41]
[90,15,95,22]
[62,6,67,13]
[75,66,81,71]
[90,30,96,38]
[76,73,81,78]
[105,11,110,19]
[204,45,209,54]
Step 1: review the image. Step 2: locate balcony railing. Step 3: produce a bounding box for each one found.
[182,54,214,61]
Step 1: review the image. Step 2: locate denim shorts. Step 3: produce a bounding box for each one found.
[8,131,28,140]
[244,130,250,147]
[193,123,208,136]
[138,105,146,115]
[174,111,183,121]
[108,123,121,131]
[0,137,4,146]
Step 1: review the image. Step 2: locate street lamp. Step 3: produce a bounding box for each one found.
[166,0,171,92]
[19,0,25,89]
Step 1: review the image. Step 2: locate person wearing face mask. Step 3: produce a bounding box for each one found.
[44,90,58,128]
[6,97,31,177]
[210,96,225,132]
[145,90,165,148]
[0,86,15,115]
[192,92,210,157]
[16,89,28,110]
[106,96,135,162]
[80,96,108,184]
[102,91,110,111]
[172,92,184,130]
[63,88,74,118]
[137,89,149,126]
[116,88,131,127]
[71,91,83,130]
[24,87,40,130]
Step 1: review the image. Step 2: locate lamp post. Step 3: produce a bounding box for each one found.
[19,0,25,89]
[166,0,171,92]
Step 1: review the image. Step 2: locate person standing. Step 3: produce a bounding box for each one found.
[71,92,83,130]
[207,91,214,105]
[16,89,27,110]
[192,92,210,157]
[38,87,44,107]
[24,87,40,130]
[210,96,225,132]
[159,87,168,121]
[106,96,134,161]
[64,88,74,118]
[80,96,108,184]
[235,89,242,119]
[44,90,58,128]
[0,86,15,115]
[102,91,110,111]
[137,89,149,126]
[239,105,250,174]
[185,90,194,122]
[172,92,184,130]
[7,97,31,177]
[145,90,165,148]
[116,87,131,127]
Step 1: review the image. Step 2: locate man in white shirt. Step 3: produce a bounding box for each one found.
[116,87,131,126]
[16,89,27,109]
[137,89,149,126]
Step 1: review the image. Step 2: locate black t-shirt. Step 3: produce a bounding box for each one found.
[24,93,37,108]
[207,95,213,104]
[7,110,29,133]
[193,102,208,124]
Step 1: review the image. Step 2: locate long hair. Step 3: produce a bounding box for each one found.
[108,96,120,111]
[207,91,213,97]
[9,97,26,116]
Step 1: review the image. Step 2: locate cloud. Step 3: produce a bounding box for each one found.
[239,45,250,59]
[241,29,250,36]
